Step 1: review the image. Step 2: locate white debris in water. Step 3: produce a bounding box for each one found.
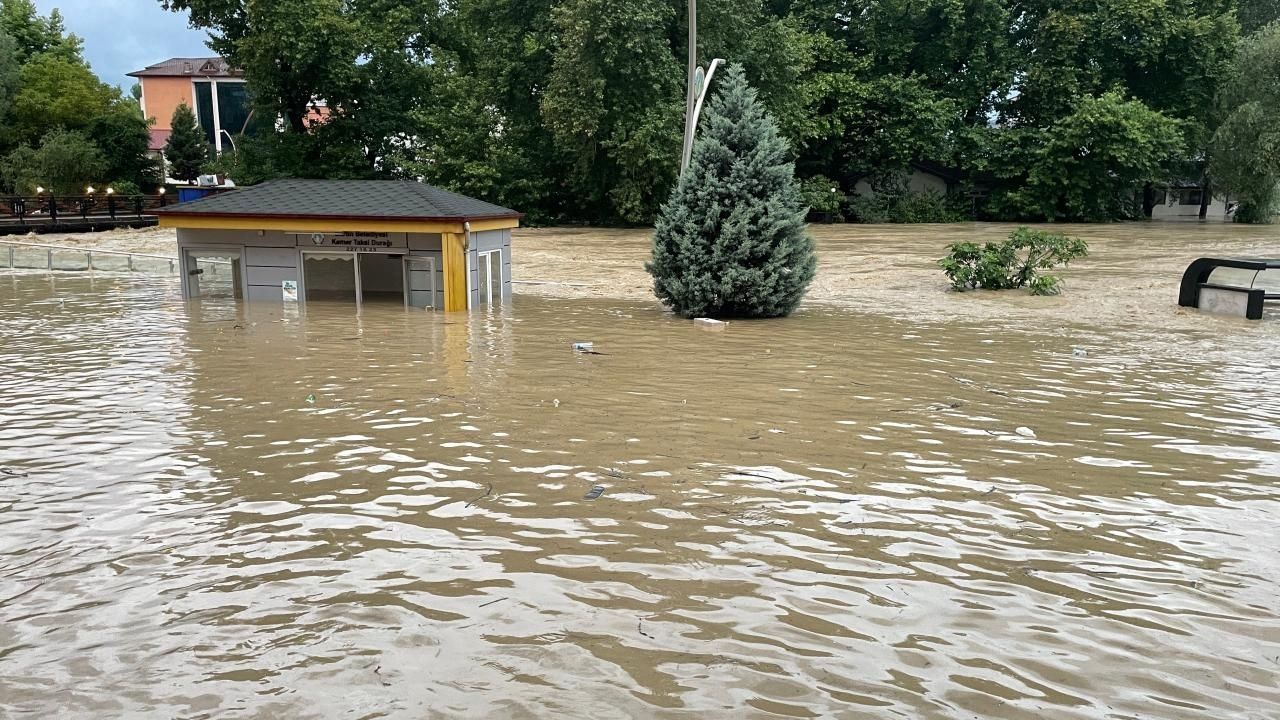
[1015,426,1037,438]
[694,318,727,330]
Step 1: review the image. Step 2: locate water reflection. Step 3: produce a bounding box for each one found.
[1,273,1279,718]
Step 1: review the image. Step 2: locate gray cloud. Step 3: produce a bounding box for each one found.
[34,0,212,88]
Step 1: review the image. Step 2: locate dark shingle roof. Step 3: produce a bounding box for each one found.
[128,57,239,78]
[157,179,521,222]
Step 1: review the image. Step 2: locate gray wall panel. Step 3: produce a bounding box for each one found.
[246,265,300,287]
[245,246,299,267]
[179,228,293,247]
[247,284,284,302]
[408,233,443,251]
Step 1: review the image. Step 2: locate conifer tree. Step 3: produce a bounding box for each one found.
[164,102,207,184]
[646,64,816,318]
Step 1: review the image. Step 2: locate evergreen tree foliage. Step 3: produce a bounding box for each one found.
[646,65,816,319]
[164,102,208,184]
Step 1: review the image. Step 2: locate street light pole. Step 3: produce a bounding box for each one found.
[682,0,697,175]
[679,0,724,177]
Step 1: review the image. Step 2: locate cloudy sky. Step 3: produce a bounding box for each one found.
[34,0,212,88]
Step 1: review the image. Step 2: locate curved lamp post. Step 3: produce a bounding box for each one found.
[680,0,724,176]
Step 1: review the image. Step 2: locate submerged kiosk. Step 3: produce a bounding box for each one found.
[157,179,521,311]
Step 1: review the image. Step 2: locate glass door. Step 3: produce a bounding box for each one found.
[406,256,437,309]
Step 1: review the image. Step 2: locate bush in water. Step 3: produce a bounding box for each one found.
[939,227,1088,295]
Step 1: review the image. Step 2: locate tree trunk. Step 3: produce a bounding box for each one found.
[1199,179,1211,220]
[1142,183,1155,218]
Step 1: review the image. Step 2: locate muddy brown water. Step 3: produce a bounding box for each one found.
[2,226,1280,719]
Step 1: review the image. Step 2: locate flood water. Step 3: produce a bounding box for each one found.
[2,270,1279,719]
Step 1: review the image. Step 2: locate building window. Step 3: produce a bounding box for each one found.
[193,81,216,146]
[217,83,252,137]
[1179,188,1203,206]
[192,80,253,153]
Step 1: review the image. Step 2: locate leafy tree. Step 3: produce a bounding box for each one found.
[0,29,17,120]
[36,129,106,194]
[1210,22,1280,223]
[992,0,1237,219]
[540,0,682,222]
[164,102,208,183]
[88,100,160,191]
[1,128,106,194]
[990,92,1182,221]
[647,65,815,318]
[162,0,438,181]
[10,51,116,144]
[786,0,1010,186]
[1239,0,1280,34]
[0,0,80,62]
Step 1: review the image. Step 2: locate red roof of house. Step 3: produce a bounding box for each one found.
[148,129,171,152]
[128,57,240,78]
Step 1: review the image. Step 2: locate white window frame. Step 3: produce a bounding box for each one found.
[190,77,247,155]
[477,249,501,307]
[181,246,246,300]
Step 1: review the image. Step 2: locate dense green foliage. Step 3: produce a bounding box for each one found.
[940,228,1089,295]
[0,0,155,195]
[156,0,1257,223]
[1209,23,1280,223]
[801,176,842,215]
[1,129,106,195]
[646,66,815,318]
[165,103,208,184]
[987,93,1184,221]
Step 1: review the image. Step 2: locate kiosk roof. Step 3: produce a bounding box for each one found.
[156,179,521,222]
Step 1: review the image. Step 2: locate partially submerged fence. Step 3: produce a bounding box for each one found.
[0,240,179,275]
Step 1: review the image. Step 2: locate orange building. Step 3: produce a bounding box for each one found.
[129,57,330,158]
[128,57,248,155]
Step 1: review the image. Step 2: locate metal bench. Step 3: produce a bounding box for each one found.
[1178,257,1280,320]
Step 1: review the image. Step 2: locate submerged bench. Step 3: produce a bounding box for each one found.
[1178,257,1280,320]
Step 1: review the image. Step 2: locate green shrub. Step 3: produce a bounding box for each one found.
[939,227,1088,295]
[108,179,141,197]
[801,175,842,214]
